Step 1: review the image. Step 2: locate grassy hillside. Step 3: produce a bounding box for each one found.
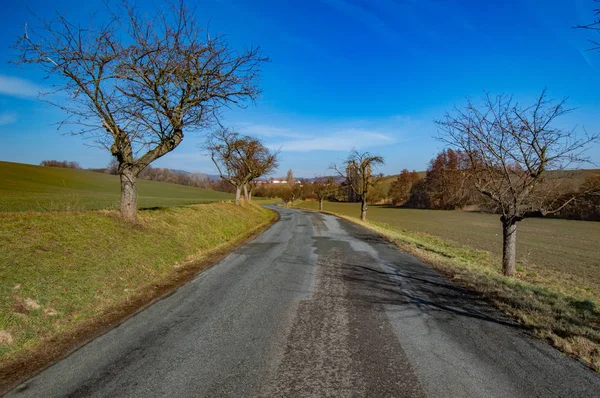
[0,161,233,212]
[0,203,275,386]
[377,171,426,194]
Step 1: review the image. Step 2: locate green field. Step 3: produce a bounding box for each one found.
[298,201,600,291]
[0,161,233,212]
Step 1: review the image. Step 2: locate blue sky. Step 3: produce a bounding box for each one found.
[1,0,599,177]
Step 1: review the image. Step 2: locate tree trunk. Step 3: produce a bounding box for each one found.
[235,186,242,205]
[360,198,367,221]
[120,169,137,222]
[501,217,518,276]
[243,184,250,202]
[319,198,324,211]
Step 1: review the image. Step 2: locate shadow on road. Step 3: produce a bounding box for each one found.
[341,260,521,329]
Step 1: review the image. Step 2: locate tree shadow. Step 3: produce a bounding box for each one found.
[138,206,168,211]
[338,258,521,329]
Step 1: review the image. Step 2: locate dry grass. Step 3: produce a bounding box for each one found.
[296,201,600,371]
[0,203,275,389]
[299,202,600,294]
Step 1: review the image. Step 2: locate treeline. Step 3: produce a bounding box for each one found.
[252,148,600,222]
[40,160,82,169]
[41,158,231,192]
[138,166,212,188]
[389,149,480,210]
[387,149,600,221]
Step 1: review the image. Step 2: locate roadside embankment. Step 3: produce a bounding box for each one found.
[0,202,276,390]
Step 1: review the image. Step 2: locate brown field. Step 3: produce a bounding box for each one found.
[295,200,600,370]
[298,201,600,295]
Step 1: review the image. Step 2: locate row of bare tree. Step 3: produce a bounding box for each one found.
[40,160,82,169]
[261,91,600,278]
[18,0,600,279]
[323,92,599,277]
[138,166,212,189]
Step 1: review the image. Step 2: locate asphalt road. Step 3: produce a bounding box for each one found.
[8,205,600,397]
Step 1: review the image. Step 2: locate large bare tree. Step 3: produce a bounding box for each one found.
[15,1,267,220]
[311,176,337,211]
[205,128,278,205]
[436,90,599,276]
[333,150,384,221]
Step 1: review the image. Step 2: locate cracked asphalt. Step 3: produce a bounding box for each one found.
[7,205,600,397]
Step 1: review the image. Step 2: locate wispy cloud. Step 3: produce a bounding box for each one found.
[269,128,396,152]
[235,123,305,139]
[0,75,45,99]
[234,115,427,153]
[578,49,597,71]
[0,112,18,126]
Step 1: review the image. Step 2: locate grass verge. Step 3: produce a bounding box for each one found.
[0,202,276,391]
[295,202,600,372]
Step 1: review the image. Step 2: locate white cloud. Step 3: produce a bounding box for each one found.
[270,128,396,152]
[0,75,44,98]
[0,112,18,126]
[235,123,305,139]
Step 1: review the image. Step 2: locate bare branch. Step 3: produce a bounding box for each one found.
[14,0,268,218]
[436,90,599,223]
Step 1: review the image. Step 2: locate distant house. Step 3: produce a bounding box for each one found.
[268,177,298,184]
[253,177,301,184]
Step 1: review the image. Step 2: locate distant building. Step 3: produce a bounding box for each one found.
[260,177,298,184]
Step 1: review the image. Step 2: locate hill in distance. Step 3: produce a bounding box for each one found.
[0,161,233,212]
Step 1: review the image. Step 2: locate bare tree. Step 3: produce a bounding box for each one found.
[205,128,278,205]
[15,1,267,221]
[312,176,336,211]
[284,168,304,205]
[575,1,600,50]
[277,184,294,207]
[106,158,119,175]
[332,150,384,221]
[436,90,599,276]
[244,180,258,202]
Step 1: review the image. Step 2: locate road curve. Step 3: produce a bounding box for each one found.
[7,205,600,397]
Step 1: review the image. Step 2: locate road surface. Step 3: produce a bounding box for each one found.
[8,205,600,397]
